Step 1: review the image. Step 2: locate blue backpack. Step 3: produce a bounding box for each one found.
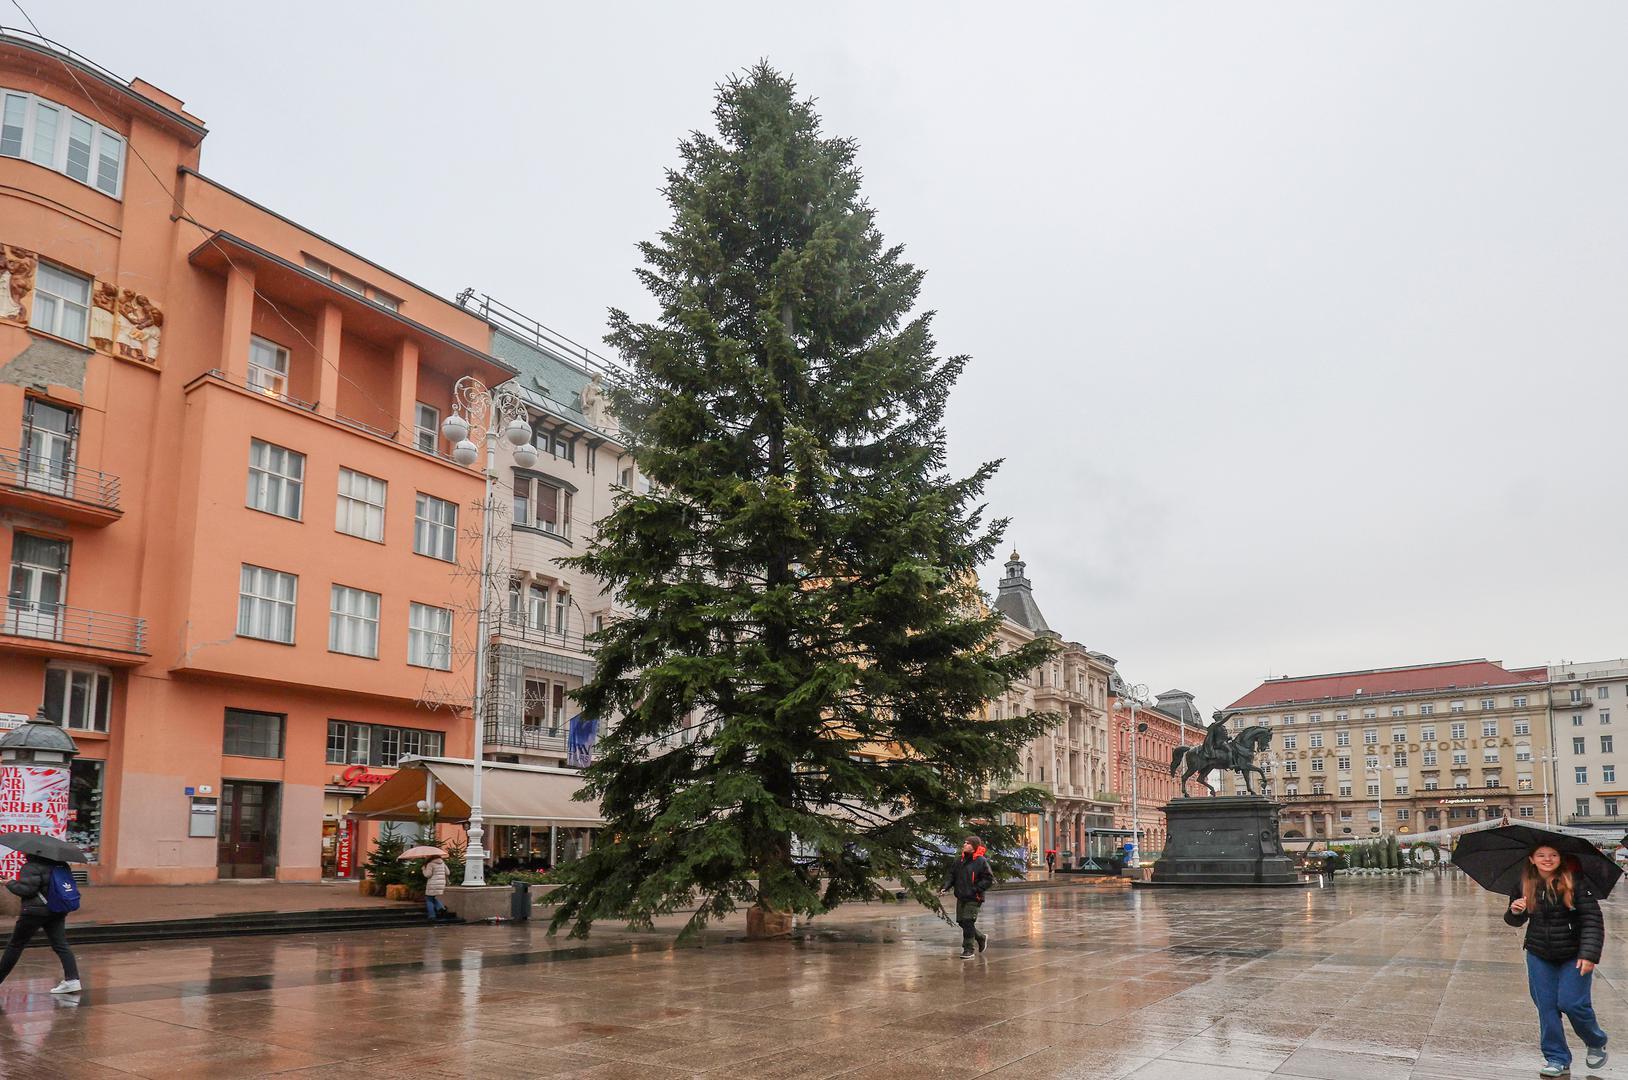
[44,864,80,914]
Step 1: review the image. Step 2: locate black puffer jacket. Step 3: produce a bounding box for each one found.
[945,850,994,903]
[5,855,56,915]
[1505,881,1604,964]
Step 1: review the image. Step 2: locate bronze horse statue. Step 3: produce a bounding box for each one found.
[1170,724,1273,796]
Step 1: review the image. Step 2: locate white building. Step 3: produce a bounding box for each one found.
[1550,659,1628,835]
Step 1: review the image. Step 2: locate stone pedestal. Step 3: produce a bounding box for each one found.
[1147,795,1300,886]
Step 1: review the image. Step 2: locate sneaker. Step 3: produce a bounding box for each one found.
[976,932,988,953]
[1539,1063,1569,1077]
[1587,1046,1608,1069]
[49,980,80,994]
[959,949,975,959]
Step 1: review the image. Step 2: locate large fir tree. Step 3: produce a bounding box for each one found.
[549,64,1057,939]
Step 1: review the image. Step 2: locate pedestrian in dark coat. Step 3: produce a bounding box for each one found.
[944,835,994,959]
[0,854,80,993]
[1505,844,1608,1076]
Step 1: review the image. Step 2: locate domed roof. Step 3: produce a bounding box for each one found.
[0,710,79,755]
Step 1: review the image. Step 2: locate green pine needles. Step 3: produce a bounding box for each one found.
[547,63,1057,940]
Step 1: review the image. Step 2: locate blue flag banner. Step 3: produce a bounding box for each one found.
[567,713,599,768]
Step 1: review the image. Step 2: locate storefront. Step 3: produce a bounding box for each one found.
[491,823,596,872]
[323,764,396,879]
[67,758,104,865]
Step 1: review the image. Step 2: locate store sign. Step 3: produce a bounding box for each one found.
[1439,796,1487,805]
[340,765,394,786]
[0,714,27,731]
[0,767,70,877]
[335,820,357,877]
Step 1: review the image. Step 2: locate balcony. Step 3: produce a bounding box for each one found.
[496,614,593,655]
[484,722,566,755]
[0,599,147,662]
[0,447,122,525]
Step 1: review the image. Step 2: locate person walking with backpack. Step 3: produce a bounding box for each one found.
[1505,844,1609,1076]
[943,835,994,959]
[0,853,81,993]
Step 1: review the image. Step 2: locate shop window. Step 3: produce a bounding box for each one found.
[68,759,103,864]
[42,662,111,733]
[224,708,284,759]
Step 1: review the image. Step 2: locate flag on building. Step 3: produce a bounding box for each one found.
[567,714,598,768]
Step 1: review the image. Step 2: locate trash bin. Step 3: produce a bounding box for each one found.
[509,880,532,921]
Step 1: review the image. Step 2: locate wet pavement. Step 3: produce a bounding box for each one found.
[0,873,1623,1078]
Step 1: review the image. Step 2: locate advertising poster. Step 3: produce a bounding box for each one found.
[0,766,70,878]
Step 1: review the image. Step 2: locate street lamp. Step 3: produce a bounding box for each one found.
[1365,756,1397,835]
[442,376,539,886]
[1115,684,1150,868]
[1534,752,1557,825]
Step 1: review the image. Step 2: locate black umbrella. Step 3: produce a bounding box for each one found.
[1452,824,1621,899]
[0,833,87,864]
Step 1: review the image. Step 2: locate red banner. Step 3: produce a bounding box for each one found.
[335,820,357,877]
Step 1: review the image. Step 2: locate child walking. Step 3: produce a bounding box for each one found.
[1505,844,1608,1076]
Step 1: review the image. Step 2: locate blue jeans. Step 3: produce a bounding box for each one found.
[1527,951,1608,1066]
[425,896,446,920]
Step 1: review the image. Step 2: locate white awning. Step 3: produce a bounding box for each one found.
[347,757,603,827]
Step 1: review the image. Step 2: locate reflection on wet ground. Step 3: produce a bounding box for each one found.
[0,874,1623,1078]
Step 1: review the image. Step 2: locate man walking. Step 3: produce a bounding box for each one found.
[945,835,994,959]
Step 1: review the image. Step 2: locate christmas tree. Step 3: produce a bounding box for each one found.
[548,64,1056,940]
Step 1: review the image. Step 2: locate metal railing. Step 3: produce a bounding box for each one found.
[455,291,629,382]
[0,447,121,511]
[483,722,567,751]
[1,599,146,653]
[497,614,594,654]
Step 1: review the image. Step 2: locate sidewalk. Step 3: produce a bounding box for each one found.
[65,881,411,927]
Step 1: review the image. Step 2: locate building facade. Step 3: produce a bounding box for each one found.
[1549,659,1628,833]
[1217,659,1551,839]
[1109,687,1203,856]
[0,32,514,882]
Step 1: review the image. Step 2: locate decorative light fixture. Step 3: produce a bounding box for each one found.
[440,413,470,444]
[513,442,539,469]
[504,417,534,447]
[452,439,480,467]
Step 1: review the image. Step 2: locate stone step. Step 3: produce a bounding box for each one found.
[43,906,437,947]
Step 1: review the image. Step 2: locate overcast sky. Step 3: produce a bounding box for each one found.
[52,1,1628,713]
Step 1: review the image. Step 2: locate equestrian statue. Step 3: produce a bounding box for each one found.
[1169,712,1273,797]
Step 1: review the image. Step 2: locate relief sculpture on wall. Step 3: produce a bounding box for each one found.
[0,241,162,365]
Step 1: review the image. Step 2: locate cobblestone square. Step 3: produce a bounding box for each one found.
[0,876,1621,1079]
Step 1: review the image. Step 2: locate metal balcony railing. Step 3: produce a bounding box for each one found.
[483,722,566,751]
[497,614,593,654]
[1,599,146,653]
[0,447,121,510]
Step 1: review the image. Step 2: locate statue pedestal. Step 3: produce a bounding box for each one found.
[1143,795,1301,886]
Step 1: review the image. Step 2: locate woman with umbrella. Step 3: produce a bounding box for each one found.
[0,833,86,994]
[1455,824,1615,1077]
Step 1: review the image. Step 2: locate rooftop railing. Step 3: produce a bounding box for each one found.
[1,599,146,654]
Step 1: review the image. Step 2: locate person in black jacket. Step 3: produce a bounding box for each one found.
[1505,844,1608,1076]
[0,854,80,993]
[943,835,993,959]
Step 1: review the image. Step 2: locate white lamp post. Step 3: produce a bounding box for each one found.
[1116,683,1150,867]
[443,376,538,886]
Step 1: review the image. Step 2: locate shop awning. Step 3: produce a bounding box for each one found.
[346,758,603,827]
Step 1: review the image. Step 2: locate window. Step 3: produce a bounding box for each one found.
[1282,714,1295,725]
[223,709,283,758]
[328,586,380,658]
[1483,749,1499,763]
[1514,719,1530,736]
[1363,708,1377,720]
[1603,735,1615,754]
[550,435,573,462]
[1575,767,1588,784]
[6,533,68,639]
[1574,737,1587,754]
[1394,752,1407,767]
[1396,807,1409,820]
[554,589,568,633]
[1390,706,1404,718]
[1339,784,1352,797]
[1420,704,1435,716]
[1450,722,1466,739]
[1606,766,1618,784]
[327,720,443,766]
[237,565,297,643]
[1424,778,1439,790]
[42,663,111,733]
[1308,713,1321,723]
[1520,806,1535,818]
[1282,761,1296,775]
[1482,721,1498,738]
[1421,726,1436,742]
[1513,696,1528,708]
[302,256,402,310]
[1481,698,1496,710]
[526,583,548,630]
[1392,730,1406,744]
[1423,750,1438,766]
[1310,758,1324,772]
[413,494,457,561]
[1337,756,1351,772]
[19,398,78,498]
[1309,732,1323,748]
[248,336,290,397]
[1454,776,1469,789]
[1599,686,1611,700]
[1573,715,1585,727]
[1602,710,1612,726]
[1367,782,1379,797]
[246,439,305,519]
[1516,745,1532,762]
[414,403,440,453]
[1571,688,1586,704]
[1312,782,1324,795]
[1335,712,1348,722]
[1284,785,1298,796]
[1450,701,1465,713]
[1282,735,1297,750]
[1519,776,1533,790]
[1577,798,1591,818]
[29,261,91,343]
[336,469,386,542]
[1336,731,1350,747]
[1452,750,1468,765]
[513,474,572,537]
[1363,729,1377,745]
[408,602,452,670]
[0,89,124,194]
